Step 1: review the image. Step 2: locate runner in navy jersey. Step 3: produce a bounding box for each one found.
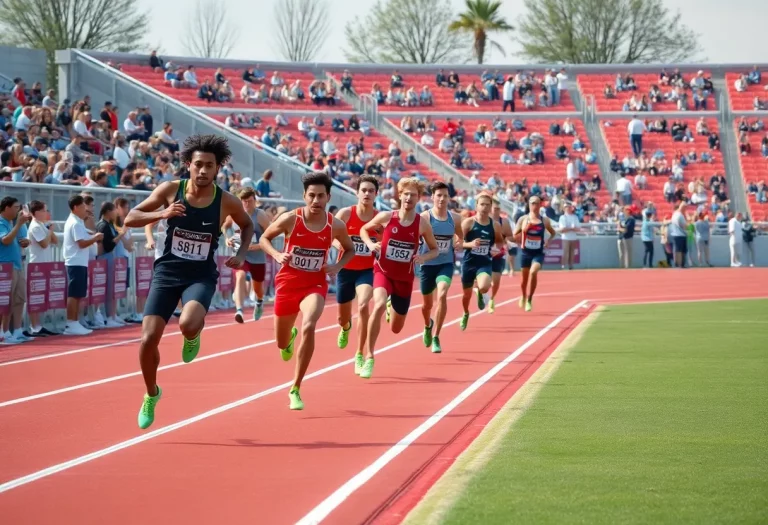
[489,198,514,313]
[124,134,254,429]
[513,195,557,312]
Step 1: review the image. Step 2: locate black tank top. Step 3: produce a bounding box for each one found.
[155,180,223,279]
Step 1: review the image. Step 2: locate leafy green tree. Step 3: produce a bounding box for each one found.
[448,0,513,65]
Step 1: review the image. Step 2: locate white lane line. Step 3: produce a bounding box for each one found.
[294,299,589,525]
[0,293,526,494]
[0,293,462,408]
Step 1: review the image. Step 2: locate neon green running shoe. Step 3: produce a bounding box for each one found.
[525,299,533,312]
[460,312,469,331]
[182,332,201,363]
[253,303,263,321]
[288,386,304,410]
[338,321,351,349]
[386,298,392,324]
[488,298,496,314]
[423,318,433,347]
[431,335,442,354]
[281,327,298,361]
[354,352,364,375]
[519,296,525,309]
[360,358,375,379]
[137,386,162,429]
[476,288,486,311]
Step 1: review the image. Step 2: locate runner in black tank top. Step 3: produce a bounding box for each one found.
[512,195,557,312]
[123,134,255,430]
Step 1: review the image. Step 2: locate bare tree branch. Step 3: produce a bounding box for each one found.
[345,0,471,64]
[0,0,149,87]
[272,0,330,62]
[180,0,239,59]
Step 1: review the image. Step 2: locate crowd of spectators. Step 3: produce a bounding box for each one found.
[608,69,715,112]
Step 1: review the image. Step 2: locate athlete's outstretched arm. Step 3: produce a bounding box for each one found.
[360,211,391,253]
[325,217,356,275]
[451,211,465,249]
[543,217,557,249]
[259,212,295,265]
[415,219,439,264]
[222,192,254,268]
[124,182,182,228]
[461,218,481,249]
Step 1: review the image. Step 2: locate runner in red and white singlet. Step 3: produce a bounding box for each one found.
[358,177,439,379]
[260,172,355,410]
[334,176,379,376]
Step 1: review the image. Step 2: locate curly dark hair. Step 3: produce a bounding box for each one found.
[180,134,232,166]
[357,174,379,193]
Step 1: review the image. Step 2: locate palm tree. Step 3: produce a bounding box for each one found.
[448,0,513,65]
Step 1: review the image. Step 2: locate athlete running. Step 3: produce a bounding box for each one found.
[489,197,514,313]
[459,192,503,330]
[513,195,557,312]
[260,171,355,410]
[223,187,270,323]
[124,134,254,429]
[335,175,379,374]
[359,177,439,378]
[419,181,463,353]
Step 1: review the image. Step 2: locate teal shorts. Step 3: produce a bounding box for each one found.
[419,262,454,295]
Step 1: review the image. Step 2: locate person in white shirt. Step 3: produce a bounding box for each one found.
[627,115,645,156]
[669,202,688,267]
[558,202,580,269]
[616,174,633,205]
[15,106,32,131]
[62,195,102,335]
[26,200,58,336]
[728,212,743,267]
[502,76,515,112]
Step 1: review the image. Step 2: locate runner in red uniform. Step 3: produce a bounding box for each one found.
[334,175,379,375]
[358,177,439,379]
[260,172,355,410]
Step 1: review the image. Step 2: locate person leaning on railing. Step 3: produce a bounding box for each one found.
[0,196,31,344]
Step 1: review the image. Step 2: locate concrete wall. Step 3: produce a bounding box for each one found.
[0,46,48,88]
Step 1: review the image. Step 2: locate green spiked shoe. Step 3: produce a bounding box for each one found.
[338,321,351,349]
[253,303,263,321]
[281,327,298,361]
[460,313,469,331]
[525,299,533,312]
[137,386,162,430]
[182,333,201,363]
[354,352,364,375]
[423,318,433,347]
[289,386,304,410]
[431,335,442,354]
[360,358,375,379]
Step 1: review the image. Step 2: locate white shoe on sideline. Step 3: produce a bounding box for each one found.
[63,322,93,336]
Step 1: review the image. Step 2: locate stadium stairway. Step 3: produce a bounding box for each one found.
[716,78,750,214]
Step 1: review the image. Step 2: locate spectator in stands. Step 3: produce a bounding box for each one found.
[0,196,31,343]
[627,115,644,156]
[734,75,747,92]
[149,50,164,71]
[183,66,199,88]
[390,70,404,88]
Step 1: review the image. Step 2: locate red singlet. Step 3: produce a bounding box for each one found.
[274,209,333,316]
[342,206,375,271]
[375,211,421,282]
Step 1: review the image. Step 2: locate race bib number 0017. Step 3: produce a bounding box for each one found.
[290,246,326,272]
[385,239,414,263]
[351,235,372,257]
[171,228,212,261]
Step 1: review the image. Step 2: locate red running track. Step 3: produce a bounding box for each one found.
[0,268,765,525]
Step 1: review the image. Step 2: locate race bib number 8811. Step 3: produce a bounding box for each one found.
[171,228,212,261]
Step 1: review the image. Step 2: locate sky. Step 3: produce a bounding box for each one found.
[136,0,765,65]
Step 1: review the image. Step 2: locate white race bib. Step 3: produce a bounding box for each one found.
[524,237,542,250]
[290,246,325,272]
[435,235,453,253]
[471,240,491,256]
[385,239,414,263]
[351,235,372,257]
[171,228,212,261]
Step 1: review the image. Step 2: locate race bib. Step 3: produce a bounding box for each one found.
[290,246,325,272]
[351,235,372,257]
[524,237,542,250]
[435,235,453,253]
[386,239,414,263]
[471,240,491,256]
[171,228,212,261]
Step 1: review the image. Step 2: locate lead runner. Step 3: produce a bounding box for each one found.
[124,134,254,429]
[259,171,355,410]
[359,177,439,378]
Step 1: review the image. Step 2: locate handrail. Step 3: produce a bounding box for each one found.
[72,50,358,200]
